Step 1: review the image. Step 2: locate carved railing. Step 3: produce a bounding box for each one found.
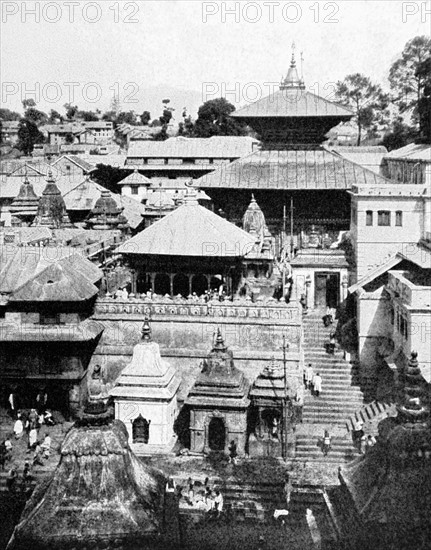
[94,297,300,322]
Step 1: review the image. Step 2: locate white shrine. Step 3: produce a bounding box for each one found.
[110,318,180,454]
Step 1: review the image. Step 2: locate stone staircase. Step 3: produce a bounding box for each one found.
[345,400,396,434]
[296,311,365,462]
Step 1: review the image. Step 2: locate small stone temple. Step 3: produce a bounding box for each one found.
[32,169,73,228]
[85,188,129,231]
[185,330,250,455]
[248,359,295,457]
[338,352,431,549]
[110,318,180,454]
[7,376,178,550]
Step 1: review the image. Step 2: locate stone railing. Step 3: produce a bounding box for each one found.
[388,271,431,309]
[94,296,300,322]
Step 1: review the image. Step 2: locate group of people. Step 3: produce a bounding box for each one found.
[353,421,377,454]
[184,477,224,517]
[303,364,323,397]
[5,459,36,494]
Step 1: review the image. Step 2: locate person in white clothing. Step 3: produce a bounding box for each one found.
[13,416,24,439]
[305,364,314,390]
[313,373,322,397]
[41,434,51,458]
[214,489,223,517]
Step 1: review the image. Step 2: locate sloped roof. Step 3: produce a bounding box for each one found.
[196,146,392,191]
[0,226,52,245]
[385,143,431,161]
[232,88,353,119]
[331,146,388,174]
[0,173,83,199]
[117,190,257,257]
[62,178,145,229]
[118,169,152,186]
[52,155,96,173]
[127,136,259,159]
[0,246,102,301]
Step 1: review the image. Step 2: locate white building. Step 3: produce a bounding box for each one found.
[110,319,180,454]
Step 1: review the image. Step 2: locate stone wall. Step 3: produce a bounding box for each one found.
[91,297,303,402]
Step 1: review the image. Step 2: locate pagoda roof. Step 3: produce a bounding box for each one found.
[196,146,392,191]
[7,420,165,549]
[249,361,294,402]
[233,88,353,119]
[0,246,102,302]
[117,187,257,257]
[9,176,40,216]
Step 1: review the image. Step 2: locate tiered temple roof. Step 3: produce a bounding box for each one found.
[249,359,293,405]
[186,330,250,409]
[9,175,39,224]
[31,169,73,228]
[85,188,129,231]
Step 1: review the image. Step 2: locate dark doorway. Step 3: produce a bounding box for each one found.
[133,414,150,444]
[208,417,226,451]
[314,272,340,309]
[173,273,189,297]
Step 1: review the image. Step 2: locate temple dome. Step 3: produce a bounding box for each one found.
[32,170,73,228]
[86,188,129,230]
[9,175,39,224]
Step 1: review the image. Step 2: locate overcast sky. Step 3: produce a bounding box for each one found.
[1,0,429,117]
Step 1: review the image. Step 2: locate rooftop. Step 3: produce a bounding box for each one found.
[385,143,431,162]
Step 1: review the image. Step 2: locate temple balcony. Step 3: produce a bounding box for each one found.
[387,270,431,310]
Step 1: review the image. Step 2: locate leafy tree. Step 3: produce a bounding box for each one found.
[22,99,47,126]
[48,109,63,123]
[64,102,78,120]
[193,98,248,138]
[17,119,44,155]
[389,36,431,115]
[116,111,137,126]
[415,56,431,142]
[92,164,127,193]
[381,117,418,151]
[0,108,21,121]
[78,110,100,122]
[140,111,151,126]
[335,74,390,145]
[64,132,75,144]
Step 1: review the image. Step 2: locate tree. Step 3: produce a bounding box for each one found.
[415,56,431,143]
[140,111,151,126]
[78,110,100,122]
[116,111,137,126]
[389,36,431,115]
[17,119,44,155]
[92,164,127,193]
[381,117,418,151]
[64,132,75,144]
[193,98,248,138]
[48,109,63,123]
[64,103,78,120]
[0,108,21,121]
[335,74,390,145]
[22,99,47,126]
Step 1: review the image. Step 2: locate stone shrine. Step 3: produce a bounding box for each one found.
[185,329,250,456]
[110,318,180,454]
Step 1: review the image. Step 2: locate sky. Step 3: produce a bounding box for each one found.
[1,0,429,119]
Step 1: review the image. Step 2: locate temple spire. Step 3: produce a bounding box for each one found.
[280,41,305,90]
[141,316,152,342]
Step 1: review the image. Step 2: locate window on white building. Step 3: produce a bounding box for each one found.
[378,211,391,226]
[131,186,139,195]
[366,211,373,226]
[395,211,403,226]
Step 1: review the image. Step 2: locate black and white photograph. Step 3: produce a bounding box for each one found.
[0,1,430,548]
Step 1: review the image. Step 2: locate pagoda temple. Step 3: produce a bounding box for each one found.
[185,329,250,455]
[7,379,178,550]
[9,175,39,227]
[110,318,181,454]
[337,352,431,549]
[32,169,73,228]
[85,188,129,231]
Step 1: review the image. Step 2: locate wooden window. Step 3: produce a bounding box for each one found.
[378,211,391,226]
[395,211,403,226]
[366,211,373,226]
[131,186,139,195]
[40,313,61,325]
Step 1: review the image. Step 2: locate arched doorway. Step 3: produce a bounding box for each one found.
[173,273,189,297]
[208,416,226,451]
[154,273,170,296]
[132,414,150,444]
[192,274,209,297]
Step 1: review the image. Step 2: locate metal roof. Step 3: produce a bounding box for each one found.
[195,147,391,191]
[330,146,388,175]
[117,190,257,257]
[385,144,431,162]
[127,136,259,159]
[232,89,353,119]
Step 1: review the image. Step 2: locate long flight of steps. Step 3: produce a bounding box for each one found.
[296,311,365,462]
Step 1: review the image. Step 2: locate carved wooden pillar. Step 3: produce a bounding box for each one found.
[150,273,156,294]
[188,275,193,296]
[131,270,137,295]
[169,274,174,297]
[206,275,211,291]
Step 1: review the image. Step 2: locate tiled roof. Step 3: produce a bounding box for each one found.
[117,190,256,257]
[0,246,102,301]
[232,89,353,119]
[118,169,152,186]
[195,146,392,191]
[52,155,96,173]
[0,173,83,199]
[127,136,259,159]
[385,143,431,162]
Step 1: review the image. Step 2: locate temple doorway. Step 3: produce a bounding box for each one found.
[132,415,150,444]
[208,417,226,451]
[261,408,281,439]
[314,272,340,309]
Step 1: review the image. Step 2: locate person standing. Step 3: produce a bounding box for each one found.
[187,478,194,505]
[228,440,238,465]
[8,392,16,418]
[305,364,314,391]
[13,414,24,439]
[214,489,224,518]
[313,373,322,397]
[41,433,51,459]
[6,466,18,492]
[322,430,331,456]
